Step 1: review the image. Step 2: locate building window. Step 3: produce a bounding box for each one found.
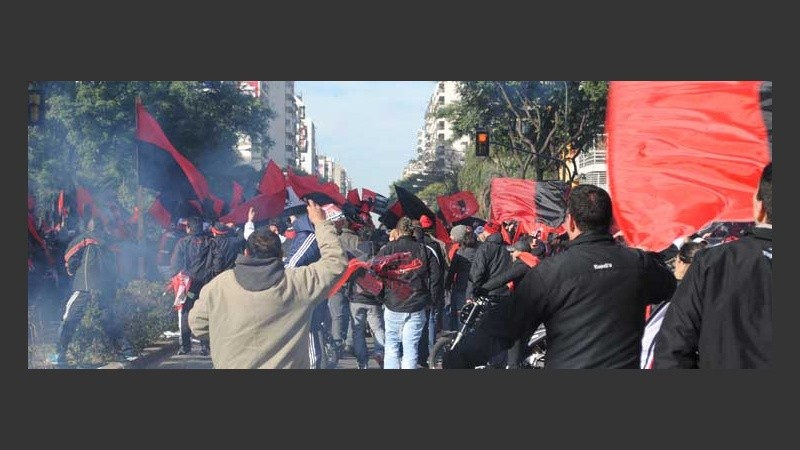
[437,120,445,130]
[437,133,445,142]
[438,96,445,105]
[286,144,294,153]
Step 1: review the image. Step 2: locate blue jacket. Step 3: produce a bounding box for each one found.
[285,214,320,268]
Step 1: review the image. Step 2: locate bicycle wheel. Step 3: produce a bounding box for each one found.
[428,336,454,369]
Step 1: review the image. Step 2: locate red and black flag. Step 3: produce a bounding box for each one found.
[393,185,451,244]
[135,98,212,218]
[286,169,347,207]
[490,178,569,239]
[606,81,771,252]
[378,200,405,229]
[436,191,479,225]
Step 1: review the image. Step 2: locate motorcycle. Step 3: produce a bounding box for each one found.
[428,296,547,369]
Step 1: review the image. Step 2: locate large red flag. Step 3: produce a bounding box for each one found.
[437,191,479,224]
[607,81,770,251]
[135,100,211,203]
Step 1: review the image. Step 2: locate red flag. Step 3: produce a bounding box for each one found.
[361,188,377,204]
[437,191,479,224]
[148,197,172,229]
[128,207,140,224]
[286,169,347,206]
[219,191,285,225]
[28,213,46,250]
[75,186,108,226]
[257,159,287,196]
[607,81,770,251]
[490,178,568,237]
[231,181,244,209]
[347,189,361,206]
[57,190,65,217]
[135,99,211,202]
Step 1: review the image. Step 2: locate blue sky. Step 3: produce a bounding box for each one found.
[295,81,436,197]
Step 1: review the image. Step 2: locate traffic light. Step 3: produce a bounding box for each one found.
[475,129,489,157]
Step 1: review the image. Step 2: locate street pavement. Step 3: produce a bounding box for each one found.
[147,337,381,369]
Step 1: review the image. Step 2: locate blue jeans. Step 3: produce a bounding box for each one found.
[383,308,427,369]
[350,303,385,367]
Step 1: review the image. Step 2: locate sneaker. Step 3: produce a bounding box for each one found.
[343,345,354,357]
[357,363,368,369]
[199,345,209,356]
[176,347,191,355]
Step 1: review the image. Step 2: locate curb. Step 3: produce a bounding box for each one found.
[98,338,180,369]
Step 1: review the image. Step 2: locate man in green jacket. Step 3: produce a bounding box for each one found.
[189,199,348,369]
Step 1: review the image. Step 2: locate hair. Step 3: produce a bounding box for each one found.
[756,162,772,224]
[460,229,478,248]
[245,227,283,259]
[396,217,414,237]
[567,184,613,233]
[678,241,707,265]
[187,216,203,234]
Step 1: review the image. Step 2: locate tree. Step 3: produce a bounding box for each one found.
[440,81,608,182]
[27,81,273,217]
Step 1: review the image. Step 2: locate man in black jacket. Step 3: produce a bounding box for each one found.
[378,217,438,369]
[654,162,772,368]
[170,216,215,355]
[49,217,136,366]
[467,221,513,367]
[444,185,676,369]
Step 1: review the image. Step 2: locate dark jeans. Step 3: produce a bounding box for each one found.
[57,290,131,356]
[448,290,468,331]
[327,291,350,346]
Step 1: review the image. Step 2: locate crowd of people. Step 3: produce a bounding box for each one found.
[30,161,772,369]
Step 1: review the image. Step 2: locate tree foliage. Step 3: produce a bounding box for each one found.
[28,81,273,215]
[440,81,608,182]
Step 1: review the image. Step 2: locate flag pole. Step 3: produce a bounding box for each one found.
[135,96,145,279]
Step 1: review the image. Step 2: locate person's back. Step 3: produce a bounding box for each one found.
[209,222,247,278]
[654,162,772,369]
[169,216,215,355]
[378,230,432,314]
[469,223,512,298]
[444,185,676,369]
[528,236,675,368]
[189,200,348,369]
